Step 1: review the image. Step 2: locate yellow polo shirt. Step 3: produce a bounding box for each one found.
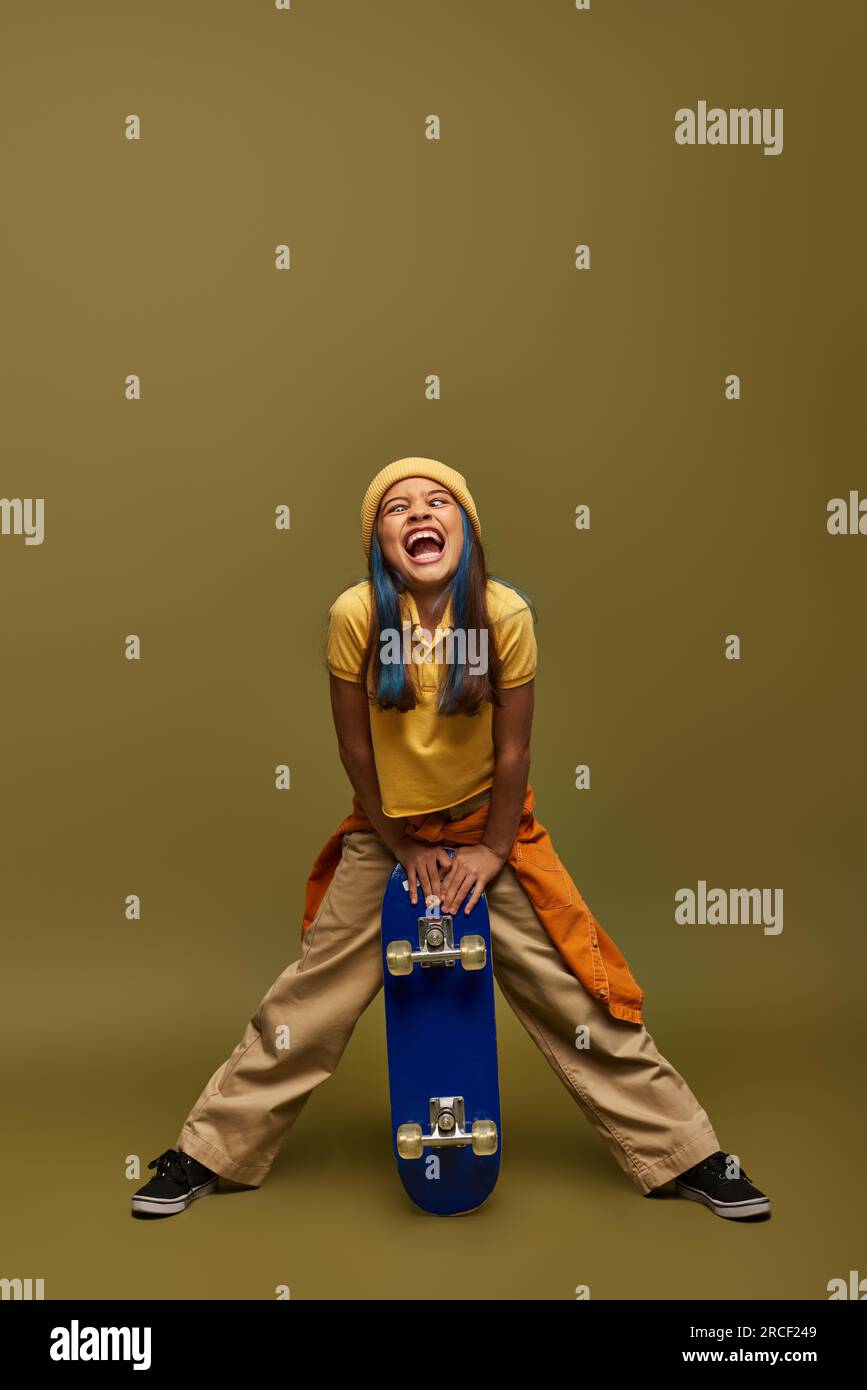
[326,578,536,818]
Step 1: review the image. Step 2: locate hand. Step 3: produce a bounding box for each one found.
[439,843,506,916]
[393,836,455,908]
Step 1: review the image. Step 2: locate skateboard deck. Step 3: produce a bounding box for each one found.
[381,849,501,1216]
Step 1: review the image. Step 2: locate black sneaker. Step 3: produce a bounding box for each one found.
[131,1148,219,1217]
[674,1149,771,1220]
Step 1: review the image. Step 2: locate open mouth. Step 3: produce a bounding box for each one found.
[402,527,446,563]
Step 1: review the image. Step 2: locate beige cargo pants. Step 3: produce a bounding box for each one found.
[176,828,720,1195]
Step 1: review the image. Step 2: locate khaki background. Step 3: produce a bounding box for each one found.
[1,0,864,1299]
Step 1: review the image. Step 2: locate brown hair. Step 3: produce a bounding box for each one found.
[358,526,505,716]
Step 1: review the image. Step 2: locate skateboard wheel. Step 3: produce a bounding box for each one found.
[386,940,414,975]
[397,1123,424,1159]
[459,935,486,971]
[471,1119,498,1156]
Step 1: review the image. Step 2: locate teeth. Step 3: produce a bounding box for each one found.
[405,528,443,554]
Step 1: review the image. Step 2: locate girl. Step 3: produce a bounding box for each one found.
[132,458,770,1221]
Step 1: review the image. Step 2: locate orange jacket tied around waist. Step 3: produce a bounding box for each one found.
[301,783,645,1026]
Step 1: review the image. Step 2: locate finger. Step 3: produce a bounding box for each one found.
[419,856,436,900]
[429,852,446,890]
[463,879,484,914]
[439,867,455,910]
[439,845,461,878]
[407,865,418,906]
[428,856,445,896]
[439,861,457,895]
[444,868,471,913]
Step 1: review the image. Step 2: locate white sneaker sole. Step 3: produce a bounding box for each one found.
[131,1176,219,1216]
[675,1180,771,1219]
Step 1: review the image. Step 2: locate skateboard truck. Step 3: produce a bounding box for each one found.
[396,1096,499,1159]
[385,916,487,975]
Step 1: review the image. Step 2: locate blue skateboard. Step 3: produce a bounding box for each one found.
[381,849,501,1216]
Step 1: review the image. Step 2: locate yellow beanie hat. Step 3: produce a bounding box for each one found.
[360,457,482,558]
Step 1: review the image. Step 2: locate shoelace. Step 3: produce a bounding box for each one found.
[148,1148,191,1185]
[698,1152,750,1183]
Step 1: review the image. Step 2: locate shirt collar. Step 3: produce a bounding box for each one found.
[401,588,454,635]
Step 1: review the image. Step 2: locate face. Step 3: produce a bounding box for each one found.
[376,477,463,589]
